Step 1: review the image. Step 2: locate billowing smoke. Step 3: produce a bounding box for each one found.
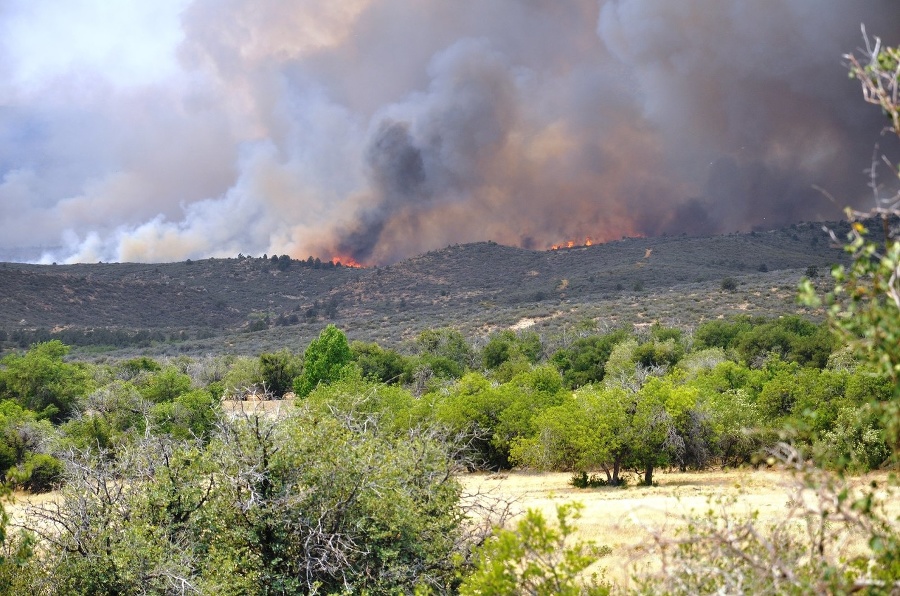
[0,0,898,264]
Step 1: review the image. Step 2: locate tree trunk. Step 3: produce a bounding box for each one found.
[643,463,654,486]
[602,465,612,484]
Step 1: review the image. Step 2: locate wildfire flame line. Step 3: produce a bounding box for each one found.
[549,237,594,251]
[331,256,365,268]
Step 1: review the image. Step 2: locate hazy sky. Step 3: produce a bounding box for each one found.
[1,0,898,264]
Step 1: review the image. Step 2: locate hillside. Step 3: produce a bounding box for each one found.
[0,221,849,357]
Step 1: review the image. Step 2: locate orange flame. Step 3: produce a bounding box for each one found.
[549,238,595,251]
[331,256,365,268]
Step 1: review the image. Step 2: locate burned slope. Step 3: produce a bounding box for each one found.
[0,221,847,354]
[359,221,846,308]
[0,258,365,347]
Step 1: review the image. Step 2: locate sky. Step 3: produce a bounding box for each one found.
[0,0,898,265]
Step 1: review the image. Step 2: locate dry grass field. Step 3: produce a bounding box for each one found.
[459,468,893,590]
[221,398,296,418]
[5,489,60,533]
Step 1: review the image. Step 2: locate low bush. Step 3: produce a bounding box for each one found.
[570,471,625,489]
[9,453,63,493]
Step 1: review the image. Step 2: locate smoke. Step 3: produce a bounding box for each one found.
[331,39,520,263]
[0,0,897,264]
[598,0,900,234]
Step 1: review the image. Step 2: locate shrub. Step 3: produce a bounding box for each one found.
[258,349,301,397]
[550,329,629,388]
[460,503,610,595]
[293,325,353,397]
[570,471,623,489]
[9,453,63,493]
[351,341,412,384]
[0,340,92,421]
[27,411,482,594]
[138,367,192,403]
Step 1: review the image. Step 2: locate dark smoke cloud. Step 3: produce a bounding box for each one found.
[337,121,424,262]
[0,0,898,264]
[336,39,519,262]
[598,0,900,233]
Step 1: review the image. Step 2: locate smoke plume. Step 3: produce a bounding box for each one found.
[0,0,898,264]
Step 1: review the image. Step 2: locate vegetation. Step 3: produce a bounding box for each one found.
[292,324,352,397]
[637,29,900,594]
[0,283,893,590]
[460,503,609,595]
[0,31,897,595]
[0,221,845,358]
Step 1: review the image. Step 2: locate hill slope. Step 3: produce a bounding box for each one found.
[0,221,848,356]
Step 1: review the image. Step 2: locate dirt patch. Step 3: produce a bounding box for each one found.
[510,317,536,330]
[221,399,296,418]
[5,490,61,531]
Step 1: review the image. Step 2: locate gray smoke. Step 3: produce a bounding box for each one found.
[0,0,897,264]
[336,39,518,262]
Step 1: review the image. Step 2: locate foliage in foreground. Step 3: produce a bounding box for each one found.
[632,446,900,595]
[14,408,485,595]
[636,29,900,595]
[460,503,609,596]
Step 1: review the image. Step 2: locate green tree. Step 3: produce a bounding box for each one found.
[732,316,835,368]
[434,368,566,470]
[150,388,220,441]
[630,377,696,485]
[293,325,353,397]
[59,381,147,454]
[633,337,684,369]
[512,385,630,485]
[482,330,543,370]
[433,373,510,469]
[704,388,766,466]
[693,317,754,352]
[551,329,629,389]
[416,327,474,380]
[304,376,417,435]
[221,356,262,398]
[350,341,412,384]
[7,453,63,493]
[755,363,803,421]
[137,366,192,403]
[0,341,91,421]
[115,356,160,381]
[0,400,55,481]
[258,349,301,397]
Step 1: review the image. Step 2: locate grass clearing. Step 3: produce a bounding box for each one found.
[6,490,61,533]
[459,468,892,589]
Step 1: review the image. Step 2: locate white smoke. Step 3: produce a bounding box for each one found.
[0,0,896,264]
